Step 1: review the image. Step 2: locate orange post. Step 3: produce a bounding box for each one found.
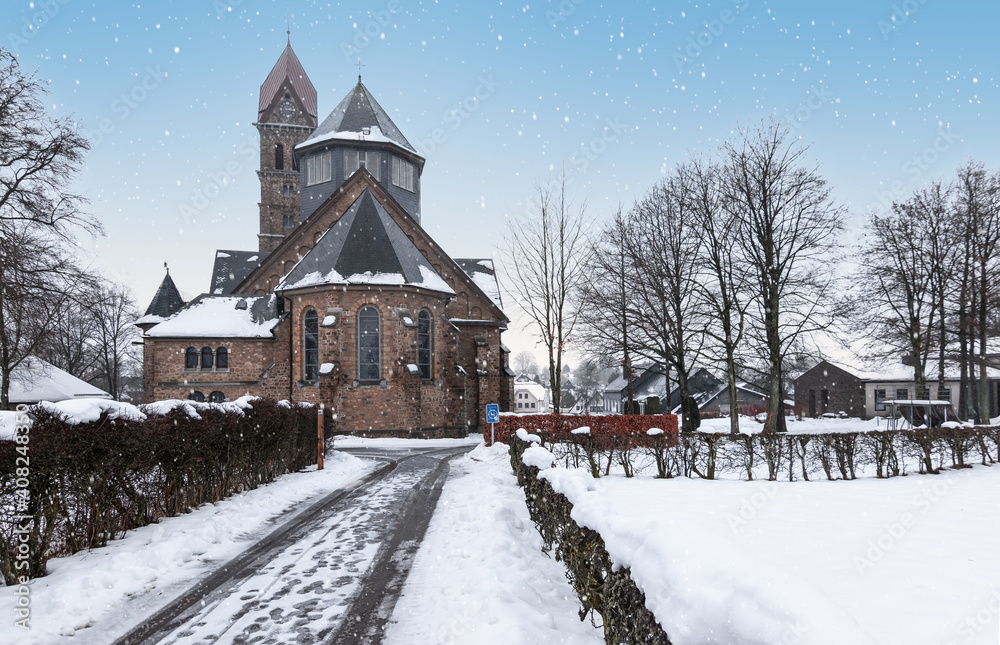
[317,404,325,470]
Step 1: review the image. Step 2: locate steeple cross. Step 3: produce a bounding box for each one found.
[356,58,365,82]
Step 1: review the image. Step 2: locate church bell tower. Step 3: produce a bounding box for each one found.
[255,38,318,253]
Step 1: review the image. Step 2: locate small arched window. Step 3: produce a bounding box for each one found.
[417,309,431,379]
[208,391,226,403]
[274,143,284,170]
[304,308,319,381]
[201,347,214,369]
[358,306,381,381]
[185,347,198,369]
[189,390,205,402]
[216,347,228,369]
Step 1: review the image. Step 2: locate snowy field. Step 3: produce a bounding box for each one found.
[384,443,603,645]
[532,445,1000,645]
[1,451,375,645]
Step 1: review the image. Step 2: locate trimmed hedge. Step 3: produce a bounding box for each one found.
[510,433,672,645]
[0,399,317,585]
[486,414,680,446]
[509,423,999,481]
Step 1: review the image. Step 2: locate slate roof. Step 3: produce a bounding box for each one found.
[138,271,185,325]
[277,190,453,294]
[297,80,416,153]
[210,250,270,296]
[454,259,502,309]
[258,40,317,122]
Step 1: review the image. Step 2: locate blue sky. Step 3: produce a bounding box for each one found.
[5,0,998,361]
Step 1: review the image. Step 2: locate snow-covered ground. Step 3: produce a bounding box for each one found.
[531,443,1000,645]
[1,451,375,645]
[384,443,603,645]
[699,414,880,434]
[333,434,482,450]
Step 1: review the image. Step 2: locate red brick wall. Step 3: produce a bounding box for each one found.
[142,336,285,402]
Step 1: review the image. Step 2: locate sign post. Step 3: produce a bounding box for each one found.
[317,404,324,471]
[486,404,499,445]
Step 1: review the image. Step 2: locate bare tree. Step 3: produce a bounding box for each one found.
[506,177,588,412]
[859,186,949,397]
[36,293,100,381]
[512,350,539,376]
[0,223,87,408]
[0,49,98,237]
[722,120,845,433]
[952,162,1000,424]
[685,159,751,434]
[625,172,704,431]
[576,206,638,411]
[89,281,141,400]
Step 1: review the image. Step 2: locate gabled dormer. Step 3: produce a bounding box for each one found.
[295,79,425,225]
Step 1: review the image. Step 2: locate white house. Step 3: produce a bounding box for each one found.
[513,375,547,413]
[858,362,1000,420]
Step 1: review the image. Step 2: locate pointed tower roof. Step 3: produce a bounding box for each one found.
[137,270,185,327]
[258,40,317,122]
[277,189,451,293]
[296,80,418,154]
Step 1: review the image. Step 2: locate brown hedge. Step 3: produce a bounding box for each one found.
[0,399,317,584]
[485,413,680,447]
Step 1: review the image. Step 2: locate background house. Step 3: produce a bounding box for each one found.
[792,358,1000,420]
[513,374,547,412]
[793,360,866,418]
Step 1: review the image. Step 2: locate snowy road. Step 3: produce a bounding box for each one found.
[113,445,471,645]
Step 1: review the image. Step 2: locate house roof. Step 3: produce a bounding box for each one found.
[258,40,317,122]
[277,189,453,294]
[515,380,546,401]
[145,294,283,339]
[210,250,270,296]
[8,357,112,403]
[857,362,1000,382]
[296,79,417,154]
[800,357,1000,383]
[454,259,502,308]
[137,271,185,325]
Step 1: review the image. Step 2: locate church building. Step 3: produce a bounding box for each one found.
[137,39,513,436]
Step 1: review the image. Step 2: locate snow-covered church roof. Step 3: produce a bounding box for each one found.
[454,258,502,309]
[145,295,283,339]
[277,190,453,294]
[296,79,417,154]
[136,270,185,326]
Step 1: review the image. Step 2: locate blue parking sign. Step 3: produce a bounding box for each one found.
[486,404,499,423]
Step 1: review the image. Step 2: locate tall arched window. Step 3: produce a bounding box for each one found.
[417,309,431,379]
[185,347,198,369]
[358,306,381,381]
[274,143,284,170]
[201,347,214,369]
[216,347,228,369]
[304,308,319,381]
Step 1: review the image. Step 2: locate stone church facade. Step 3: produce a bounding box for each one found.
[137,40,513,436]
